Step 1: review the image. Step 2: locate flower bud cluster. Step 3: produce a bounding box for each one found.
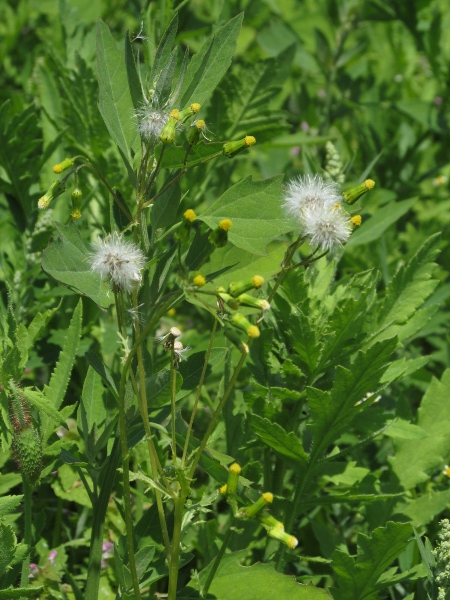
[220,463,298,550]
[434,519,450,599]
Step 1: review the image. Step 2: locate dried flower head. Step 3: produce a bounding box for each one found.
[283,174,342,218]
[90,233,146,292]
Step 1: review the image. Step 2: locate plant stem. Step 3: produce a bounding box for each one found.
[182,319,218,465]
[131,289,172,555]
[267,235,305,304]
[201,522,234,598]
[171,354,178,466]
[167,492,186,600]
[20,480,32,592]
[188,348,248,480]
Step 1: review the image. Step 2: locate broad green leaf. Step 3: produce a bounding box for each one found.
[366,234,440,346]
[307,338,397,459]
[400,489,450,526]
[177,348,228,399]
[331,522,412,600]
[0,495,23,519]
[251,415,308,466]
[151,177,181,229]
[96,19,138,161]
[41,222,113,308]
[151,14,178,87]
[389,369,450,489]
[383,419,427,440]
[179,14,244,107]
[44,299,82,410]
[346,198,417,247]
[146,369,182,411]
[183,550,330,599]
[200,176,293,255]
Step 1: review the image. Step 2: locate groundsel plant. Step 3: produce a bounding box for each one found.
[2,13,401,600]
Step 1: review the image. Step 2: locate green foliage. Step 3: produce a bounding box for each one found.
[1,0,450,598]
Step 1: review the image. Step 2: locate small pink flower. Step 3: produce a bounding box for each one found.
[49,550,58,564]
[29,564,39,578]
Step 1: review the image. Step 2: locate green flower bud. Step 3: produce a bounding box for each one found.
[229,313,260,339]
[223,327,249,354]
[188,120,206,145]
[208,219,232,248]
[228,275,264,298]
[12,426,43,485]
[52,157,74,174]
[218,292,240,311]
[259,513,284,530]
[343,179,375,205]
[242,492,273,518]
[236,293,270,312]
[223,135,256,158]
[38,180,66,209]
[226,462,241,495]
[159,109,179,144]
[179,103,201,124]
[71,188,82,219]
[267,527,298,549]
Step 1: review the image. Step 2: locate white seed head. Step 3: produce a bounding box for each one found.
[90,233,146,292]
[136,104,168,141]
[283,174,342,218]
[170,327,182,338]
[301,204,352,253]
[173,340,190,361]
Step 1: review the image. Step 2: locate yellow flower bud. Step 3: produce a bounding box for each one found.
[228,276,264,297]
[343,180,376,205]
[193,274,206,287]
[52,157,74,174]
[220,484,228,494]
[226,462,241,495]
[242,492,274,518]
[351,215,362,227]
[219,219,232,231]
[223,136,256,158]
[38,180,66,209]
[184,209,197,222]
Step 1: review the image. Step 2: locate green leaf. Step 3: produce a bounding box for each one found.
[22,388,67,427]
[366,234,440,346]
[382,419,428,440]
[16,304,59,369]
[331,522,412,600]
[79,367,106,434]
[0,495,23,519]
[346,198,417,247]
[200,176,293,255]
[155,142,223,169]
[146,369,182,411]
[0,588,43,598]
[251,415,308,466]
[41,222,113,308]
[389,369,450,489]
[96,19,138,161]
[179,14,244,107]
[183,550,331,599]
[177,348,228,399]
[0,523,16,577]
[44,299,82,410]
[151,177,181,229]
[307,338,397,458]
[400,489,450,526]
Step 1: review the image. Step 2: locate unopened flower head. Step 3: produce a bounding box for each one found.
[283,174,342,218]
[301,203,352,252]
[90,233,146,292]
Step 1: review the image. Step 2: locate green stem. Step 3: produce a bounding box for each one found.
[85,440,121,600]
[201,522,234,598]
[171,354,178,466]
[167,493,186,600]
[267,235,305,304]
[131,289,172,555]
[181,319,218,465]
[188,348,248,480]
[20,480,32,592]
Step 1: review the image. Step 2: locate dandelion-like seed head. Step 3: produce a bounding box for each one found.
[301,204,352,253]
[173,340,190,363]
[90,233,146,292]
[136,103,168,141]
[283,174,343,218]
